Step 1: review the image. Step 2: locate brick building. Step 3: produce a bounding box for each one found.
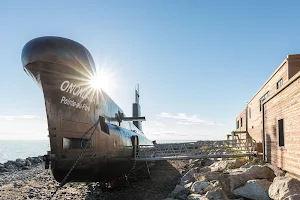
[236,54,300,177]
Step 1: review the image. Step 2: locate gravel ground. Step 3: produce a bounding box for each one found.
[0,160,188,200]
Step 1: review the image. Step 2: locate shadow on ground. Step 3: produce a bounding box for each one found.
[85,160,184,200]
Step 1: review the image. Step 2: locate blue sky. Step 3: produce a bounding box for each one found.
[0,1,300,140]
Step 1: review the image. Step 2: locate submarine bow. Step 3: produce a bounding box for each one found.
[22,36,153,182]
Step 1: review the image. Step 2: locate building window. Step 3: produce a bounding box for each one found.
[278,119,284,147]
[236,120,239,129]
[260,91,269,112]
[277,79,283,89]
[249,107,251,119]
[241,117,243,127]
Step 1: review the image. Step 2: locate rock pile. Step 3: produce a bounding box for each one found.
[164,158,300,200]
[0,156,43,173]
[0,160,190,199]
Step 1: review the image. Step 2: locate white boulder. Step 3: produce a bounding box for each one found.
[245,165,276,180]
[264,163,285,177]
[187,194,208,200]
[284,194,300,200]
[210,159,247,172]
[233,179,272,200]
[269,176,300,200]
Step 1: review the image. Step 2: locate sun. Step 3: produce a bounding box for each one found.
[89,58,118,94]
[90,70,111,91]
[89,65,118,94]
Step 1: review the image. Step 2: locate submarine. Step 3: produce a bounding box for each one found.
[21,36,154,183]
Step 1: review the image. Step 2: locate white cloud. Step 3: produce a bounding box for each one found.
[155,121,166,127]
[145,131,188,136]
[161,132,187,136]
[217,123,226,126]
[143,112,231,142]
[0,115,41,120]
[157,112,219,125]
[176,121,194,125]
[145,132,161,136]
[144,131,210,142]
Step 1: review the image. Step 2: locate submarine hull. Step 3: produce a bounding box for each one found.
[21,36,153,182]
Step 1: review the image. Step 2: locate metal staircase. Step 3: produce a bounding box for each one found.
[134,131,257,161]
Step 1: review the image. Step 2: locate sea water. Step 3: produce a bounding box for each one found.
[0,140,50,163]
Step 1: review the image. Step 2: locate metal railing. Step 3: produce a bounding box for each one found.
[134,133,257,161]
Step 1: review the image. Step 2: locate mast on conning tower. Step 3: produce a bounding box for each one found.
[135,84,140,104]
[133,84,143,131]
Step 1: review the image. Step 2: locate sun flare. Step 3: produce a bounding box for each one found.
[90,69,112,92]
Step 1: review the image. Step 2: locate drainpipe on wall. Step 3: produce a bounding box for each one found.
[246,103,248,133]
[262,101,266,162]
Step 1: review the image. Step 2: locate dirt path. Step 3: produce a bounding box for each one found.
[0,160,188,200]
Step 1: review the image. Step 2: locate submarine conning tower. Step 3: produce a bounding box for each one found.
[133,84,142,131]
